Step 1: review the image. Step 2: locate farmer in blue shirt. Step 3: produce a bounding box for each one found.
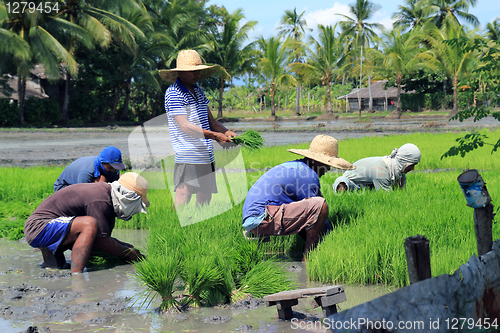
[160,50,236,208]
[53,146,125,192]
[242,135,355,260]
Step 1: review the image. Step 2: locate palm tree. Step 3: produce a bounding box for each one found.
[210,9,257,119]
[373,27,436,117]
[337,0,382,117]
[421,0,479,27]
[423,20,480,117]
[143,0,211,118]
[255,36,296,118]
[392,0,428,32]
[55,0,145,123]
[486,18,500,41]
[278,8,310,116]
[0,0,86,124]
[293,24,344,114]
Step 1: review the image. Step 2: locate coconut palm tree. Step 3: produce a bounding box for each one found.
[423,20,480,117]
[142,0,212,118]
[420,0,479,27]
[373,27,436,117]
[0,0,89,124]
[210,9,257,119]
[392,0,428,32]
[338,0,382,117]
[486,18,500,41]
[255,36,296,118]
[278,8,310,116]
[292,24,345,114]
[55,0,146,123]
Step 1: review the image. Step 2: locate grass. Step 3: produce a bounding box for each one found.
[2,130,500,292]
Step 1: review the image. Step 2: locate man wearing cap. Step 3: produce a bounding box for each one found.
[242,135,354,261]
[333,143,421,192]
[25,172,149,274]
[53,146,126,192]
[160,49,236,207]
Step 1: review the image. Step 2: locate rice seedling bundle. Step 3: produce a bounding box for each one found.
[134,252,182,311]
[233,260,296,301]
[181,255,222,307]
[232,130,265,150]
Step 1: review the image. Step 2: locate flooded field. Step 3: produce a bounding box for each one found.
[1,114,497,167]
[1,115,497,332]
[1,230,391,333]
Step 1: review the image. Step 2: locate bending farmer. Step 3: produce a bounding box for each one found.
[242,135,354,260]
[161,50,236,207]
[53,146,126,192]
[333,143,421,192]
[25,172,148,274]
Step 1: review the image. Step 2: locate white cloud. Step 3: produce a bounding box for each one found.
[305,3,352,30]
[372,9,395,32]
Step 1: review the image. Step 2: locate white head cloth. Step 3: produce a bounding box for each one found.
[382,143,421,183]
[110,181,147,221]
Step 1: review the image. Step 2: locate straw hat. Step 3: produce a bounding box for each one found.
[159,50,220,82]
[118,172,150,207]
[288,135,355,170]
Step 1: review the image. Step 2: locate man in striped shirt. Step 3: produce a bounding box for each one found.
[160,50,236,208]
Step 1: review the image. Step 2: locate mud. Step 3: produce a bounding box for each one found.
[1,115,494,332]
[0,114,498,167]
[0,231,392,333]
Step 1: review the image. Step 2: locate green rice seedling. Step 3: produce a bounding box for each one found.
[181,254,222,308]
[232,130,265,150]
[134,252,182,311]
[234,260,296,300]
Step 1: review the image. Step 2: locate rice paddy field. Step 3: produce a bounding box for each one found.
[2,128,500,308]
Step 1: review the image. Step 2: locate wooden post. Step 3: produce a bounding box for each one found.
[404,235,431,284]
[457,169,494,256]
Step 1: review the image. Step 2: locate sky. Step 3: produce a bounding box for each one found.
[206,0,498,40]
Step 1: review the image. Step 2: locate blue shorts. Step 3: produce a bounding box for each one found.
[29,216,75,254]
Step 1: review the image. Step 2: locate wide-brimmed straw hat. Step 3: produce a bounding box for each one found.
[288,135,355,170]
[118,172,150,207]
[159,50,220,82]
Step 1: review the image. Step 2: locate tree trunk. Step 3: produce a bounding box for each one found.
[447,76,459,118]
[295,84,301,115]
[18,75,26,125]
[271,92,276,117]
[326,81,332,113]
[368,74,374,113]
[357,90,361,119]
[60,70,71,123]
[396,81,402,118]
[121,80,131,121]
[218,77,224,119]
[152,93,161,118]
[110,86,121,122]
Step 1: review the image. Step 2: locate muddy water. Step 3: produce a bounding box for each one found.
[1,115,498,167]
[0,230,391,333]
[1,117,490,332]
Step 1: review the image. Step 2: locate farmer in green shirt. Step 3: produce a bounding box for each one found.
[333,143,421,192]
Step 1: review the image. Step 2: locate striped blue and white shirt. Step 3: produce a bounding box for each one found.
[164,78,214,164]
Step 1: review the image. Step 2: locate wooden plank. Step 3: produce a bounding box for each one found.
[276,299,298,310]
[320,292,347,307]
[263,285,344,302]
[323,305,338,318]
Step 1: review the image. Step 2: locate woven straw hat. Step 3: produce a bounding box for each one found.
[118,172,150,207]
[288,135,355,170]
[159,50,220,82]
